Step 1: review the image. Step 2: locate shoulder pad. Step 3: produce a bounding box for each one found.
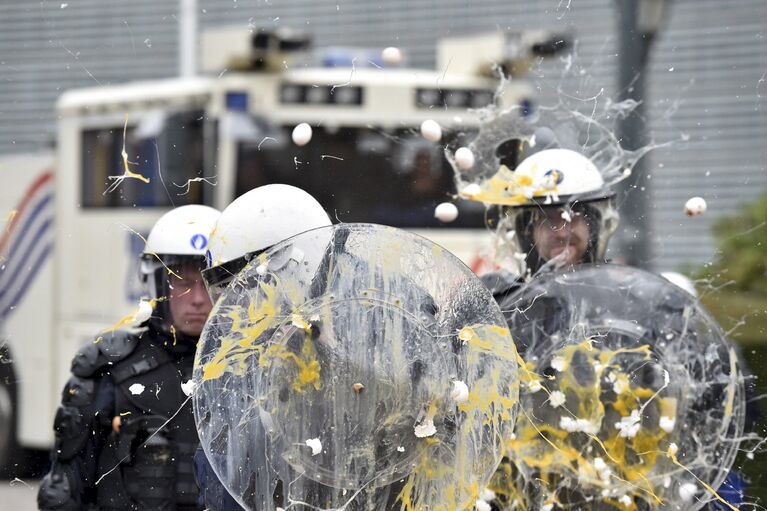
[61,375,96,407]
[71,330,139,378]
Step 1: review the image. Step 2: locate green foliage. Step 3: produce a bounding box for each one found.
[695,195,767,503]
[697,193,767,296]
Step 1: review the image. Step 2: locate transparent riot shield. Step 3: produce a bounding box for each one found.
[495,264,745,511]
[193,223,519,511]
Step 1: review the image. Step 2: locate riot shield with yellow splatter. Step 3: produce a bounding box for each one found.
[493,264,745,511]
[192,223,520,511]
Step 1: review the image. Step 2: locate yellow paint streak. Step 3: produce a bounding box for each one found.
[202,281,278,381]
[100,299,156,335]
[723,347,738,423]
[519,409,570,457]
[498,340,685,508]
[259,332,321,393]
[291,312,311,331]
[459,324,516,362]
[667,447,739,511]
[488,460,529,511]
[123,226,182,280]
[459,164,557,206]
[393,321,519,511]
[202,339,241,381]
[119,114,150,184]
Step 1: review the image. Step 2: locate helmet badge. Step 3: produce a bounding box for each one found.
[191,234,208,250]
[542,168,565,190]
[543,168,565,184]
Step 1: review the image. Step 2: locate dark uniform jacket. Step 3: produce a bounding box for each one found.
[37,325,201,511]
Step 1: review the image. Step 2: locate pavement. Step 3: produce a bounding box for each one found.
[0,478,39,510]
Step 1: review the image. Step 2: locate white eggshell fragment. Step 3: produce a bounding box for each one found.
[548,390,566,408]
[479,488,496,502]
[684,196,707,217]
[451,380,470,404]
[414,417,437,438]
[678,483,697,502]
[475,500,491,511]
[454,147,475,170]
[420,120,442,143]
[132,300,153,326]
[460,183,482,198]
[292,123,313,146]
[305,437,322,456]
[434,202,459,223]
[129,383,145,395]
[659,416,676,433]
[181,380,196,397]
[381,46,403,65]
[550,355,567,372]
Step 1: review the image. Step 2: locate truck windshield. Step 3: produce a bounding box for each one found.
[81,110,212,208]
[235,125,486,228]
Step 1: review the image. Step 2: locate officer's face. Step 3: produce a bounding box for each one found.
[169,263,213,337]
[532,207,590,265]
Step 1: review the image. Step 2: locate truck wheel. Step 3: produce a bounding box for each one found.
[0,358,19,477]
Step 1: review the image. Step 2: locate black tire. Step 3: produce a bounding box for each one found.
[0,345,20,478]
[0,347,49,479]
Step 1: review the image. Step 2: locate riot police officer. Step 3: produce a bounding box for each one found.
[194,186,515,511]
[475,148,754,510]
[193,183,331,511]
[480,148,620,306]
[38,204,220,510]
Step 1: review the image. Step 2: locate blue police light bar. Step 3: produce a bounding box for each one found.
[320,48,384,68]
[226,91,249,111]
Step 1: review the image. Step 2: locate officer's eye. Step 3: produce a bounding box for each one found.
[171,277,194,288]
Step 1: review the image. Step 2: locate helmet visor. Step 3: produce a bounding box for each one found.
[495,196,618,277]
[202,250,264,302]
[138,254,207,332]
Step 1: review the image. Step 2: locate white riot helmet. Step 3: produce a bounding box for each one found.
[502,148,612,206]
[202,184,331,298]
[497,149,619,276]
[139,204,221,331]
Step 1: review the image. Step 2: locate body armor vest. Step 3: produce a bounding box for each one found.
[96,335,199,511]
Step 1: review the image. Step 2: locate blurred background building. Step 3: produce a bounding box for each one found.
[1,0,766,271]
